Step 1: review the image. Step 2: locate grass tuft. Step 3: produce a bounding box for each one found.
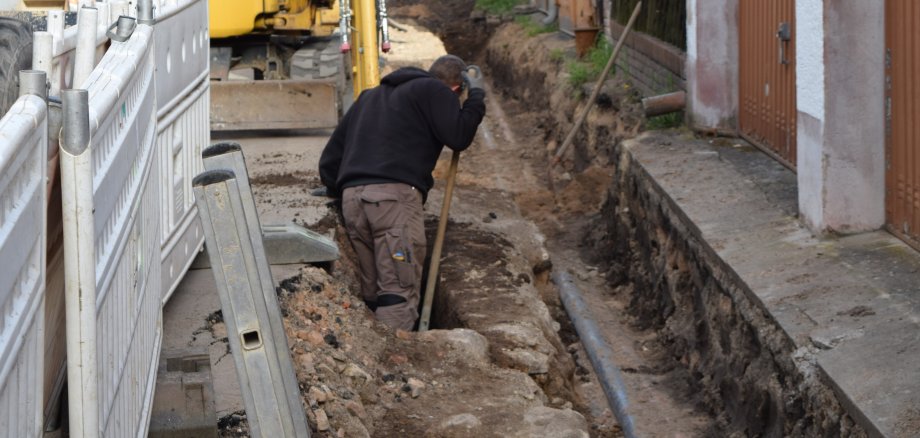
[549,48,565,63]
[566,40,613,89]
[646,112,684,130]
[514,15,556,36]
[475,0,527,14]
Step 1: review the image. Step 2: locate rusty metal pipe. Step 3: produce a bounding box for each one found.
[554,271,637,438]
[642,91,686,118]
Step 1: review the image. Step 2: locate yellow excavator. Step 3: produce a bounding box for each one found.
[209,0,388,130]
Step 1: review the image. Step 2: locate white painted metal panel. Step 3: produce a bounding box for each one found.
[154,0,209,300]
[154,0,210,117]
[0,95,48,438]
[158,81,208,300]
[79,24,162,437]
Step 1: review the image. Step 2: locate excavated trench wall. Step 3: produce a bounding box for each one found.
[484,23,866,438]
[588,151,866,436]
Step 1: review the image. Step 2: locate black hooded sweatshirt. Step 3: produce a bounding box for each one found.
[319,67,486,200]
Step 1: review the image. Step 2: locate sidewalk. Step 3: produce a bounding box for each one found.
[610,131,919,437]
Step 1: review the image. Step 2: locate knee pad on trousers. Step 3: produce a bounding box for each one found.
[377,294,408,307]
[364,300,378,312]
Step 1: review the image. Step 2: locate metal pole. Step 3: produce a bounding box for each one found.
[32,32,53,79]
[200,142,312,437]
[554,271,637,438]
[19,71,48,100]
[338,0,352,53]
[378,0,391,53]
[73,6,98,88]
[137,0,154,24]
[60,88,99,438]
[47,12,65,96]
[352,0,380,94]
[418,151,460,332]
[541,0,558,25]
[193,169,311,438]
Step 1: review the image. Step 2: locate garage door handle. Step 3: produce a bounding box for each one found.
[777,22,791,65]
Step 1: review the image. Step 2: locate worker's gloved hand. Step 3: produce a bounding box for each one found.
[462,65,485,92]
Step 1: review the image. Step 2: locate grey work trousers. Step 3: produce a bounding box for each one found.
[342,183,426,330]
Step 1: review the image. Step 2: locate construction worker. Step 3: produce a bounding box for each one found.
[318,54,486,330]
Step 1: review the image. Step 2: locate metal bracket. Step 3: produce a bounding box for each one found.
[105,15,136,42]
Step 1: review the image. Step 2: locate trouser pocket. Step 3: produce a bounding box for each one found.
[385,228,416,288]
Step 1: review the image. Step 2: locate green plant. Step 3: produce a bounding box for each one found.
[514,15,556,36]
[549,48,565,63]
[585,40,613,76]
[566,60,591,88]
[565,40,614,89]
[646,111,683,130]
[475,0,526,14]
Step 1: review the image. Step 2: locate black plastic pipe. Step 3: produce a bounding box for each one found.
[554,271,638,438]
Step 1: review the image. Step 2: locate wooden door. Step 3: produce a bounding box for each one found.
[739,0,797,168]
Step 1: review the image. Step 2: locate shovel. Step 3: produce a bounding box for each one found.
[418,150,460,332]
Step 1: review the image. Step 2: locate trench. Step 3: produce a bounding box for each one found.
[392,3,867,437]
[195,3,866,437]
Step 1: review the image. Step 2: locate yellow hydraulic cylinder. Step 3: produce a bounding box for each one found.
[350,0,380,97]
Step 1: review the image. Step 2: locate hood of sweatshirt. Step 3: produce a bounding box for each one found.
[380,67,434,86]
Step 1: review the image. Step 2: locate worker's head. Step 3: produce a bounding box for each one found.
[429,55,467,94]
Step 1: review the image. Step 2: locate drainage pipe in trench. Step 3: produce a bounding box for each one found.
[554,271,637,438]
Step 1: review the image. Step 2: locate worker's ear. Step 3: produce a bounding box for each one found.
[452,81,465,95]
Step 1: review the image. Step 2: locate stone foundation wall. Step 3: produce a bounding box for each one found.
[586,140,866,437]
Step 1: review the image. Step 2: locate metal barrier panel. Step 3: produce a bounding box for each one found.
[154,0,209,117]
[0,96,48,438]
[158,83,208,299]
[155,0,209,300]
[80,24,162,437]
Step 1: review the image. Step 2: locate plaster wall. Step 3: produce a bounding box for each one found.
[796,0,825,121]
[797,0,886,233]
[796,0,826,230]
[686,0,738,131]
[822,2,885,232]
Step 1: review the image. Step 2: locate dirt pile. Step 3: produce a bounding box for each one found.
[271,236,592,437]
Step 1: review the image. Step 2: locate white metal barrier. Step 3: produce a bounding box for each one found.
[68,21,161,437]
[59,0,209,434]
[0,0,208,434]
[155,0,209,300]
[0,93,49,437]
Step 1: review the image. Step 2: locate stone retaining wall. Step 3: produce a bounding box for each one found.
[586,136,866,436]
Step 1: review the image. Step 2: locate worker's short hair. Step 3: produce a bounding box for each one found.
[429,55,467,87]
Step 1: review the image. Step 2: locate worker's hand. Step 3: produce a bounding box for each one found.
[462,65,485,91]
